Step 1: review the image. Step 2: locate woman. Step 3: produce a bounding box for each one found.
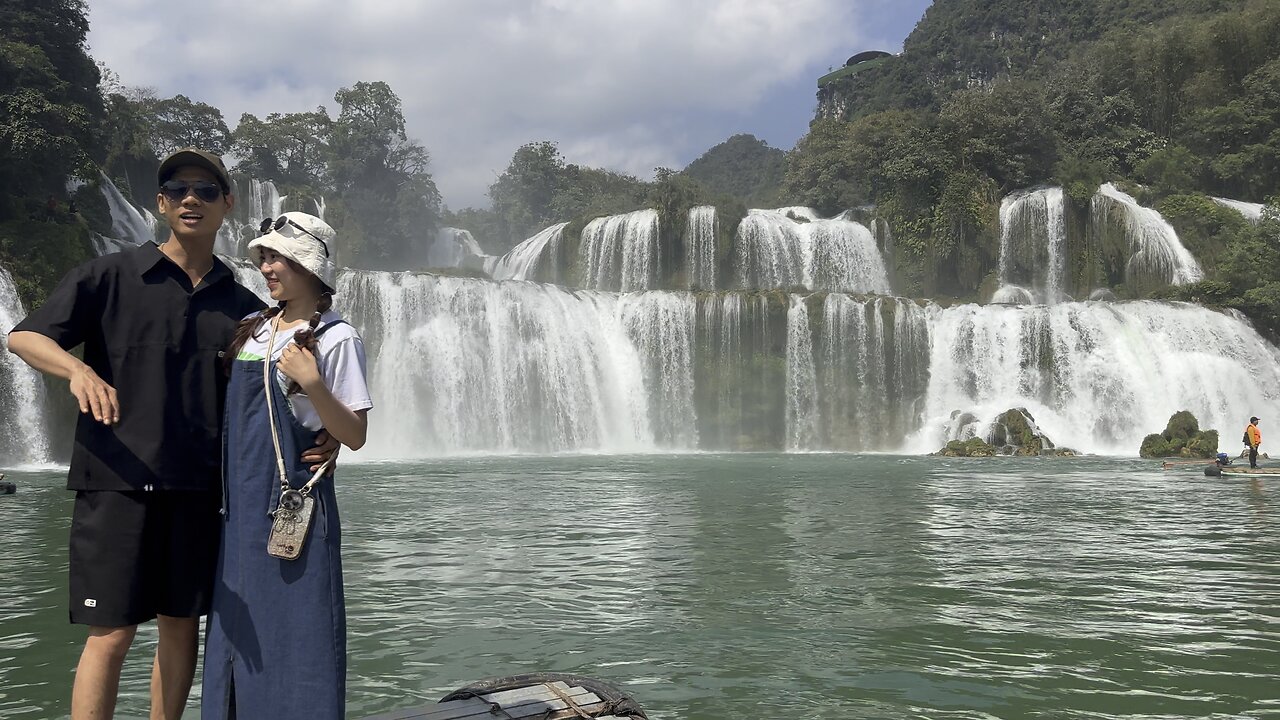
[203,212,372,719]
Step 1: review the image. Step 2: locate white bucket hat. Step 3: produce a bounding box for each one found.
[248,212,338,294]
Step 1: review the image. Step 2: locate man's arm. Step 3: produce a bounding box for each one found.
[7,331,119,425]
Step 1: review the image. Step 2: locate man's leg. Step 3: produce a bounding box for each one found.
[1250,446,1259,468]
[150,614,200,720]
[71,624,137,720]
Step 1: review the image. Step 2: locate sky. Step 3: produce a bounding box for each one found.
[86,0,933,210]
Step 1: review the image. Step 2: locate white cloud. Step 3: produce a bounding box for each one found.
[87,0,888,208]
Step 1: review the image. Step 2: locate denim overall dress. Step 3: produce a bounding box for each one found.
[203,322,347,719]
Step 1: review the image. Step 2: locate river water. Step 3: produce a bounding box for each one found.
[0,455,1277,719]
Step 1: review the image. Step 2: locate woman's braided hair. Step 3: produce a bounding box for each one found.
[225,288,333,396]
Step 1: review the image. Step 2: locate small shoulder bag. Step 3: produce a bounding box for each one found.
[262,316,336,560]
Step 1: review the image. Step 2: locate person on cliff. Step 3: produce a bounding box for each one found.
[5,148,338,720]
[1244,417,1262,469]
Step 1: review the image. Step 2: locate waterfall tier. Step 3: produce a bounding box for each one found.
[732,208,891,294]
[997,187,1066,304]
[0,264,51,466]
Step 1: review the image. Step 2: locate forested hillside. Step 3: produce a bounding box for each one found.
[787,0,1280,335]
[0,0,442,310]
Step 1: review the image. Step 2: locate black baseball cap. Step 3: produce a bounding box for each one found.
[157,147,232,193]
[1251,416,1260,423]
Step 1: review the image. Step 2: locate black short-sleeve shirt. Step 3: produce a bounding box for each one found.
[12,242,265,491]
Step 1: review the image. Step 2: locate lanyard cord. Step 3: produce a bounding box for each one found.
[263,315,335,506]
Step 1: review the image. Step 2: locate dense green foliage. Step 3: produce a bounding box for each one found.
[680,134,785,209]
[1139,411,1220,458]
[0,0,99,305]
[449,140,648,253]
[787,0,1280,328]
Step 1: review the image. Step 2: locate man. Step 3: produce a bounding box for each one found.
[7,148,336,719]
[1245,416,1262,469]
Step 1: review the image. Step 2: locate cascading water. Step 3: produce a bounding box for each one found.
[313,196,327,221]
[92,173,157,255]
[732,209,891,294]
[996,187,1066,303]
[619,292,699,448]
[733,211,808,288]
[1092,183,1203,287]
[916,301,1280,455]
[785,295,819,450]
[1211,197,1265,224]
[428,227,488,270]
[686,206,717,290]
[217,179,286,257]
[579,209,660,291]
[488,223,568,282]
[342,271,656,456]
[0,264,50,466]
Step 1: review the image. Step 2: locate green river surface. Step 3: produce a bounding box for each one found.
[0,454,1277,719]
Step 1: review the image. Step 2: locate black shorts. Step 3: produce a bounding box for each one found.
[69,490,222,627]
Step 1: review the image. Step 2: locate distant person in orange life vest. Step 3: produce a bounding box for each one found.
[1244,417,1262,468]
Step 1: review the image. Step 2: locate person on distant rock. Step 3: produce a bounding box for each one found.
[1244,416,1262,468]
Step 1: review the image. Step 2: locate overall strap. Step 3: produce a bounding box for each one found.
[263,316,336,512]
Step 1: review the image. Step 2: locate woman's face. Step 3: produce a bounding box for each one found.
[258,249,316,303]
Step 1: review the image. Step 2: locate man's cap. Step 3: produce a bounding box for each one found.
[1251,416,1260,423]
[248,212,338,294]
[158,148,232,193]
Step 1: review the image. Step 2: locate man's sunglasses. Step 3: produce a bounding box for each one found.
[260,216,330,258]
[159,179,223,203]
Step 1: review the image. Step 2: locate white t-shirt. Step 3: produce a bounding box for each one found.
[236,309,373,430]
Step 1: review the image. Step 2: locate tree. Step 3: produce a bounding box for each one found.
[488,140,568,247]
[232,108,332,189]
[0,0,101,208]
[327,81,439,269]
[150,94,232,156]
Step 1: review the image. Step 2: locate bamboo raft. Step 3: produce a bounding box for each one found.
[363,674,648,720]
[1220,466,1280,476]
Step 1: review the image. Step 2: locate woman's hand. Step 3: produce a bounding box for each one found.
[276,341,323,392]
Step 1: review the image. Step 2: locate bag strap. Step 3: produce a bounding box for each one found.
[263,316,336,505]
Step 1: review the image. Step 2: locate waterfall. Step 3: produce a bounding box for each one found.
[916,301,1280,455]
[217,179,286,257]
[428,227,488,270]
[314,196,327,221]
[619,292,699,447]
[732,209,891,293]
[342,271,657,456]
[733,211,808,288]
[686,206,717,290]
[996,187,1066,303]
[93,173,157,255]
[1092,184,1203,287]
[579,209,660,291]
[488,223,568,282]
[0,264,50,466]
[1211,197,1265,225]
[785,295,819,450]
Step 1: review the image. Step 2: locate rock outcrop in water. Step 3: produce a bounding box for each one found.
[1139,411,1219,458]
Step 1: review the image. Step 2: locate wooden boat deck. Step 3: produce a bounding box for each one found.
[363,680,637,720]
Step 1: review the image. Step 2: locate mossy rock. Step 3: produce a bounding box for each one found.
[1140,411,1217,457]
[1162,410,1200,441]
[1140,433,1171,458]
[940,437,996,457]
